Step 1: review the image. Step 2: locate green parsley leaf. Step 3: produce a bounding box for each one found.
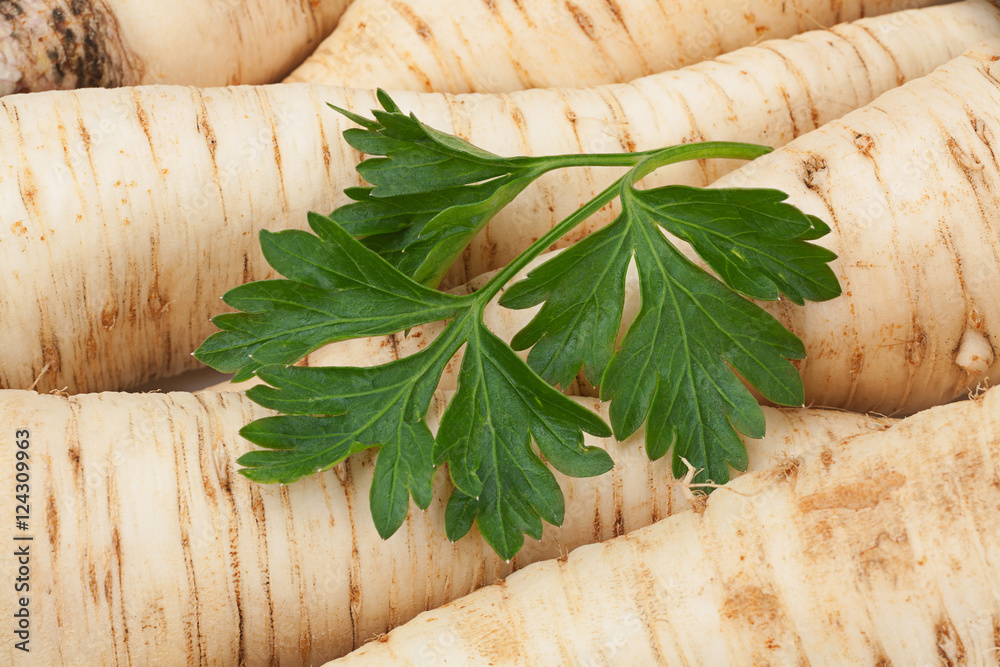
[327,90,662,287]
[636,186,839,304]
[214,289,611,557]
[328,91,546,286]
[501,182,839,484]
[195,211,464,381]
[237,336,456,537]
[333,174,537,287]
[334,90,522,197]
[435,321,612,556]
[197,93,841,560]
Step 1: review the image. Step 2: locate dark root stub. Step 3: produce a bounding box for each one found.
[0,0,138,94]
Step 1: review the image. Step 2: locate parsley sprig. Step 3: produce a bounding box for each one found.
[195,92,840,559]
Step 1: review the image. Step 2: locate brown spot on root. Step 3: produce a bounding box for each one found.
[195,101,218,162]
[799,471,905,513]
[0,0,139,92]
[592,497,603,542]
[87,560,99,602]
[819,447,834,468]
[969,308,984,331]
[85,331,98,361]
[9,220,27,236]
[125,294,137,324]
[967,110,997,171]
[565,1,596,40]
[858,529,910,580]
[237,253,251,284]
[850,349,863,376]
[267,116,290,216]
[649,467,661,523]
[594,88,636,153]
[853,132,876,157]
[387,333,400,361]
[722,584,781,625]
[38,330,62,386]
[720,584,807,659]
[46,488,59,557]
[765,454,801,484]
[18,165,38,214]
[778,86,799,137]
[803,155,828,191]
[935,617,967,666]
[100,300,117,330]
[946,135,986,183]
[905,322,926,366]
[67,444,82,483]
[612,478,625,538]
[0,3,24,21]
[131,90,161,170]
[146,265,168,321]
[103,570,113,606]
[604,0,624,25]
[390,1,432,40]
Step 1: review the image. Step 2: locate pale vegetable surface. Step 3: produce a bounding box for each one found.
[2,2,995,394]
[0,390,888,665]
[0,0,351,96]
[328,386,1000,667]
[708,39,1000,414]
[287,0,942,92]
[229,38,1000,417]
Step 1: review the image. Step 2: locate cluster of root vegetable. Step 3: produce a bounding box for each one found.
[2,1,1000,665]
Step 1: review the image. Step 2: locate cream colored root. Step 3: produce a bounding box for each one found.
[292,37,1000,420]
[703,40,1000,415]
[2,3,996,394]
[248,38,1000,427]
[0,389,888,665]
[287,0,942,93]
[441,0,1000,285]
[328,388,1000,667]
[455,39,1000,417]
[0,0,351,94]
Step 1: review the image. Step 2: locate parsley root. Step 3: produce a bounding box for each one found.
[711,39,1000,414]
[0,0,350,95]
[2,3,994,394]
[287,0,943,93]
[325,387,1000,667]
[0,389,889,664]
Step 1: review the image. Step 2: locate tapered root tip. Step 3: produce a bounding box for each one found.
[0,27,22,96]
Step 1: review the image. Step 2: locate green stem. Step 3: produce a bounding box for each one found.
[475,142,772,304]
[475,176,625,306]
[516,141,771,172]
[627,141,771,184]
